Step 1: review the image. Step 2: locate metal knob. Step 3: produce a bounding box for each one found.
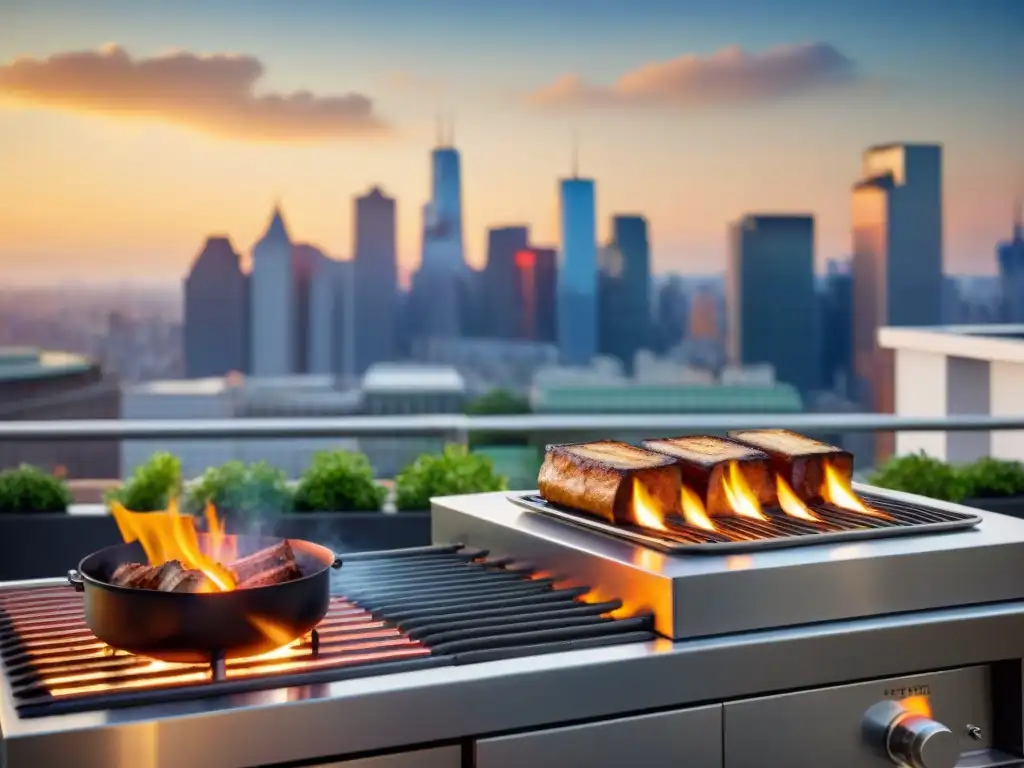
[863,700,960,768]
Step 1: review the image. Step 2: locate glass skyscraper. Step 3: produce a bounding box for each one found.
[557,177,598,366]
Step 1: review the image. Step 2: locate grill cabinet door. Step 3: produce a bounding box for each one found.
[308,745,461,767]
[474,704,722,768]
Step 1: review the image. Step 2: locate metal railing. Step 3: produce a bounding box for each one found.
[0,413,1023,441]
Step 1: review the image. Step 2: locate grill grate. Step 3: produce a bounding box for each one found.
[509,491,982,554]
[0,545,654,718]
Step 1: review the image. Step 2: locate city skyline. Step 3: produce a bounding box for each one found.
[1,0,1022,284]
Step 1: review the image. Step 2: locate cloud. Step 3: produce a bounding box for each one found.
[527,43,860,110]
[0,44,388,142]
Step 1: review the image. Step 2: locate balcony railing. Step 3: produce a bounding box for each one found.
[0,413,1022,441]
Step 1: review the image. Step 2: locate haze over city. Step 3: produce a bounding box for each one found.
[1,0,1021,285]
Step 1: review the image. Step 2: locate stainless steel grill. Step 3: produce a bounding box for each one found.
[508,489,981,553]
[4,487,1024,768]
[0,545,652,719]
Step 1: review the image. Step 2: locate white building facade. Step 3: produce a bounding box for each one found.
[878,325,1024,462]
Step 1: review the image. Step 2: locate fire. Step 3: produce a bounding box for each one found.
[680,485,716,531]
[110,499,238,592]
[900,695,933,719]
[632,479,668,531]
[821,461,884,517]
[775,475,821,522]
[721,461,767,520]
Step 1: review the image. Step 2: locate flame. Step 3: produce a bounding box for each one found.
[110,500,238,591]
[681,485,716,531]
[721,461,767,520]
[775,475,821,522]
[632,479,667,531]
[900,695,932,719]
[821,461,885,517]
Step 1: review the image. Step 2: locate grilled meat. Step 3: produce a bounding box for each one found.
[538,441,682,524]
[228,541,301,585]
[109,560,209,592]
[641,435,774,516]
[728,429,853,501]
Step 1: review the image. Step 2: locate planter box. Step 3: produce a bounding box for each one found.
[963,496,1024,519]
[0,508,431,581]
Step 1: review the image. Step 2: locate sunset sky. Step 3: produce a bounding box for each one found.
[1,0,1021,284]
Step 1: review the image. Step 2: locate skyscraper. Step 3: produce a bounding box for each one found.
[598,215,651,374]
[998,200,1024,322]
[353,187,398,375]
[558,175,598,366]
[820,259,854,396]
[727,215,818,394]
[291,243,330,374]
[482,225,530,338]
[183,236,248,378]
[851,143,943,424]
[308,256,350,376]
[532,246,558,345]
[250,207,294,377]
[412,121,466,340]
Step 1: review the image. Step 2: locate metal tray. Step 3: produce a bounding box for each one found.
[507,491,983,555]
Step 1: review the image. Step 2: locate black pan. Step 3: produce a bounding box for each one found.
[67,534,342,663]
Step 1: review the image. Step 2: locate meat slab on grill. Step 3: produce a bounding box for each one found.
[111,561,208,593]
[108,540,302,592]
[641,435,775,516]
[538,441,682,524]
[229,540,302,587]
[728,429,853,501]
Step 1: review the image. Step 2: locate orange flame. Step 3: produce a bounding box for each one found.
[775,475,820,522]
[900,695,933,719]
[821,461,885,517]
[632,479,668,531]
[110,500,238,591]
[721,461,767,520]
[681,485,716,531]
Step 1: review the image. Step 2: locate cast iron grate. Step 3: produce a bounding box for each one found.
[509,490,982,554]
[0,544,654,717]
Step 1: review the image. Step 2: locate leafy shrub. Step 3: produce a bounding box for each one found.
[394,445,508,511]
[867,452,967,502]
[294,451,386,512]
[959,457,1024,499]
[0,464,73,513]
[183,460,293,518]
[104,452,181,512]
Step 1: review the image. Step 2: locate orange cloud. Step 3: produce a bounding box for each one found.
[0,44,388,142]
[528,43,859,109]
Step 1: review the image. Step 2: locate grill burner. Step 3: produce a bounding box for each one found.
[0,544,653,718]
[509,490,981,554]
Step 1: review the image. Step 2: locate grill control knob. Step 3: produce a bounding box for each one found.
[863,700,959,768]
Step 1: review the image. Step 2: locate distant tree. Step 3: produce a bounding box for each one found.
[464,389,531,447]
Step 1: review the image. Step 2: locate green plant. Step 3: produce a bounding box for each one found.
[464,388,532,448]
[0,464,73,513]
[183,460,293,518]
[867,452,968,502]
[394,444,508,511]
[959,457,1024,499]
[105,452,181,512]
[293,451,386,512]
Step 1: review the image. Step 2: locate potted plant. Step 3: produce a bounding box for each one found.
[959,457,1024,517]
[867,452,967,503]
[394,444,509,511]
[0,464,119,580]
[269,450,428,551]
[182,460,294,525]
[104,452,182,512]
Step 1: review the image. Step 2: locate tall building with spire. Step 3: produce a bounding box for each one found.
[557,137,598,365]
[999,199,1024,322]
[250,206,294,376]
[410,117,464,341]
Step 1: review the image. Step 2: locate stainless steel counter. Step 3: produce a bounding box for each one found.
[4,574,1024,768]
[431,487,1024,639]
